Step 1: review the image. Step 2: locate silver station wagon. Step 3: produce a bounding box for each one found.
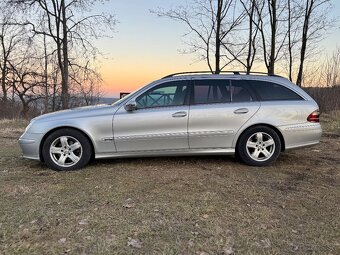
[19,72,322,171]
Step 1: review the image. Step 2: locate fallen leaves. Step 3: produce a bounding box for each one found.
[18,228,31,240]
[260,238,271,248]
[127,237,143,249]
[222,246,234,254]
[202,214,209,219]
[123,198,135,208]
[58,237,66,244]
[78,219,88,225]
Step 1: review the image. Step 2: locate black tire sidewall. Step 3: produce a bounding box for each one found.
[237,126,281,167]
[42,128,92,171]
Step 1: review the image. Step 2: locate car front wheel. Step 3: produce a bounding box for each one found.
[237,126,281,166]
[42,128,92,171]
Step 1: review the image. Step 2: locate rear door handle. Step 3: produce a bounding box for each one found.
[233,108,249,114]
[172,111,187,118]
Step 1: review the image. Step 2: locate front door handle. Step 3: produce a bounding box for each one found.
[172,111,187,118]
[233,108,249,114]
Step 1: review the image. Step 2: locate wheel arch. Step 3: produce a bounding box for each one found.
[235,123,285,152]
[39,126,95,162]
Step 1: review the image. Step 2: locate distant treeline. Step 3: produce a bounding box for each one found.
[0,96,117,119]
[304,87,340,114]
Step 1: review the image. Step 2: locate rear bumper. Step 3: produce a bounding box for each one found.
[279,123,322,150]
[18,133,44,160]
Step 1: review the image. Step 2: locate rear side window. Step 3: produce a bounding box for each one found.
[248,80,303,101]
[193,79,231,104]
[231,80,253,102]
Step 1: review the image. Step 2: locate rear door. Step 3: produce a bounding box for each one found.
[188,78,260,149]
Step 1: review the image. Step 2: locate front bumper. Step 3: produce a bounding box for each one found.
[18,133,45,160]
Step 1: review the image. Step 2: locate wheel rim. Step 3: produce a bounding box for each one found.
[246,132,275,162]
[49,136,82,167]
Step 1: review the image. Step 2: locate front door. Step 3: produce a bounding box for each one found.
[113,80,190,152]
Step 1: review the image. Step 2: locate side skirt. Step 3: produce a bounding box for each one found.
[95,148,235,159]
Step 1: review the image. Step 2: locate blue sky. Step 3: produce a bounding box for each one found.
[92,0,340,96]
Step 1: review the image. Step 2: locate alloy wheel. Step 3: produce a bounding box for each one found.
[246,132,275,162]
[49,136,83,167]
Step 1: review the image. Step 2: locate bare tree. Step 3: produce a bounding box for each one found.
[319,46,340,87]
[244,0,259,74]
[69,61,103,107]
[295,0,333,86]
[8,43,44,118]
[8,0,116,109]
[0,12,26,102]
[267,0,277,75]
[152,0,246,74]
[286,0,300,81]
[236,0,260,73]
[252,0,288,75]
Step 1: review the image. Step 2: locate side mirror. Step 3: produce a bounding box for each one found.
[124,101,137,112]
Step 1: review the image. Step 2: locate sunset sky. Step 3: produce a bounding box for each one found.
[94,0,340,97]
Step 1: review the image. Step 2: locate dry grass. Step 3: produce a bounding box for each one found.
[322,113,340,136]
[0,117,339,254]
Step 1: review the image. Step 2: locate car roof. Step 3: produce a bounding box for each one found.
[161,74,290,84]
[116,72,314,105]
[156,73,314,101]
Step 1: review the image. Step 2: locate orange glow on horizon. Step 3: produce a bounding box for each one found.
[98,56,208,97]
[99,57,320,97]
[101,69,155,97]
[99,62,269,97]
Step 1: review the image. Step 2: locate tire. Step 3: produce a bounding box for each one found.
[42,128,92,171]
[237,126,281,167]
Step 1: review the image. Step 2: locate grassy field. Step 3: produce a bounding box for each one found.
[0,117,339,255]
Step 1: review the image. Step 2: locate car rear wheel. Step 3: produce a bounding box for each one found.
[42,128,92,171]
[237,126,281,166]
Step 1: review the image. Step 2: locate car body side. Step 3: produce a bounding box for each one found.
[19,75,322,161]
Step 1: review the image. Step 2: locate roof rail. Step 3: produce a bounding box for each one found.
[162,71,283,79]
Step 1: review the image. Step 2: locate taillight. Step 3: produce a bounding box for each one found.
[307,110,320,123]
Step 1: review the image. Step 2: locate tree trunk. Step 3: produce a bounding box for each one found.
[1,67,6,102]
[287,0,293,81]
[18,95,29,119]
[296,0,313,86]
[52,82,56,112]
[61,0,69,109]
[246,0,256,74]
[1,37,7,102]
[214,0,223,74]
[43,33,49,113]
[21,103,29,119]
[268,0,277,75]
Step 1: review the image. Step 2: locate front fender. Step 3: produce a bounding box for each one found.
[30,115,116,155]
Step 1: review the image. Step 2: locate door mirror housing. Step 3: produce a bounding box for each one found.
[124,101,137,112]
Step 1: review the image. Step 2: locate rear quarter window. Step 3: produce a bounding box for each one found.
[247,80,303,101]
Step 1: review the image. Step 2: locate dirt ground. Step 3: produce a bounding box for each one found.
[0,117,339,254]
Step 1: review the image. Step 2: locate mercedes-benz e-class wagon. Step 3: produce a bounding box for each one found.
[19,72,322,171]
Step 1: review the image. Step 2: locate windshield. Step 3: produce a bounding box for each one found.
[111,81,155,106]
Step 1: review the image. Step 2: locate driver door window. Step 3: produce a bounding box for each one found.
[136,81,188,109]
